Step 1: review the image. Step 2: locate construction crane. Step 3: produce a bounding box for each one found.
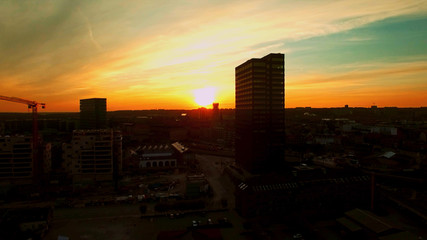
[0,95,45,178]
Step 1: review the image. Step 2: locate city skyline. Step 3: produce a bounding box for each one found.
[1,0,427,112]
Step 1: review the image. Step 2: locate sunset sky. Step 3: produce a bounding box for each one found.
[0,0,426,112]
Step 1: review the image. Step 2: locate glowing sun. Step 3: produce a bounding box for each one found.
[193,87,216,107]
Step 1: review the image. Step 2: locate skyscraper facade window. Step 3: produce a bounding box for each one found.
[235,53,285,173]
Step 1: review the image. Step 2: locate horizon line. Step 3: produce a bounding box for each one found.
[1,106,427,114]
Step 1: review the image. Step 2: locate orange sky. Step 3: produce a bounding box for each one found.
[0,0,426,112]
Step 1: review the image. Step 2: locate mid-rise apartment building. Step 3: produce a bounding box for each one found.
[62,129,122,182]
[0,136,33,180]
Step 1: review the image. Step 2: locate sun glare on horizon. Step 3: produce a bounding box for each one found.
[193,87,216,108]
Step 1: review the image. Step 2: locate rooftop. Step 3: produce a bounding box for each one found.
[344,208,395,234]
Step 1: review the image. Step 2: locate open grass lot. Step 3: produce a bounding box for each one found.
[44,205,245,240]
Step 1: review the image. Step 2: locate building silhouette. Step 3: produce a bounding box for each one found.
[0,135,51,185]
[62,129,122,184]
[212,102,220,121]
[80,98,107,129]
[235,53,285,173]
[0,136,33,182]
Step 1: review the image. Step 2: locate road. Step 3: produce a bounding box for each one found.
[195,154,236,209]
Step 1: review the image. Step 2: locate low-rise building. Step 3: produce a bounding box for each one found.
[137,144,177,169]
[128,142,194,171]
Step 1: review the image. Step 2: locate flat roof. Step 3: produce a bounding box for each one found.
[235,53,284,69]
[80,98,106,101]
[171,142,188,154]
[345,208,394,234]
[379,231,418,240]
[336,217,362,232]
[380,151,396,159]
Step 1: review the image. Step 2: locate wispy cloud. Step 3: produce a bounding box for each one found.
[286,60,427,107]
[288,61,427,87]
[346,36,374,42]
[77,7,103,51]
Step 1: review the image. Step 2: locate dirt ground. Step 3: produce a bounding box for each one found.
[44,205,245,240]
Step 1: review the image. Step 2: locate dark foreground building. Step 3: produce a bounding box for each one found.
[235,171,371,217]
[235,53,285,173]
[80,98,107,129]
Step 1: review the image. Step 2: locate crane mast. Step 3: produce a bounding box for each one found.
[0,95,45,179]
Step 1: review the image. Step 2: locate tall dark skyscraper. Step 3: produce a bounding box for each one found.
[235,53,285,173]
[80,98,107,129]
